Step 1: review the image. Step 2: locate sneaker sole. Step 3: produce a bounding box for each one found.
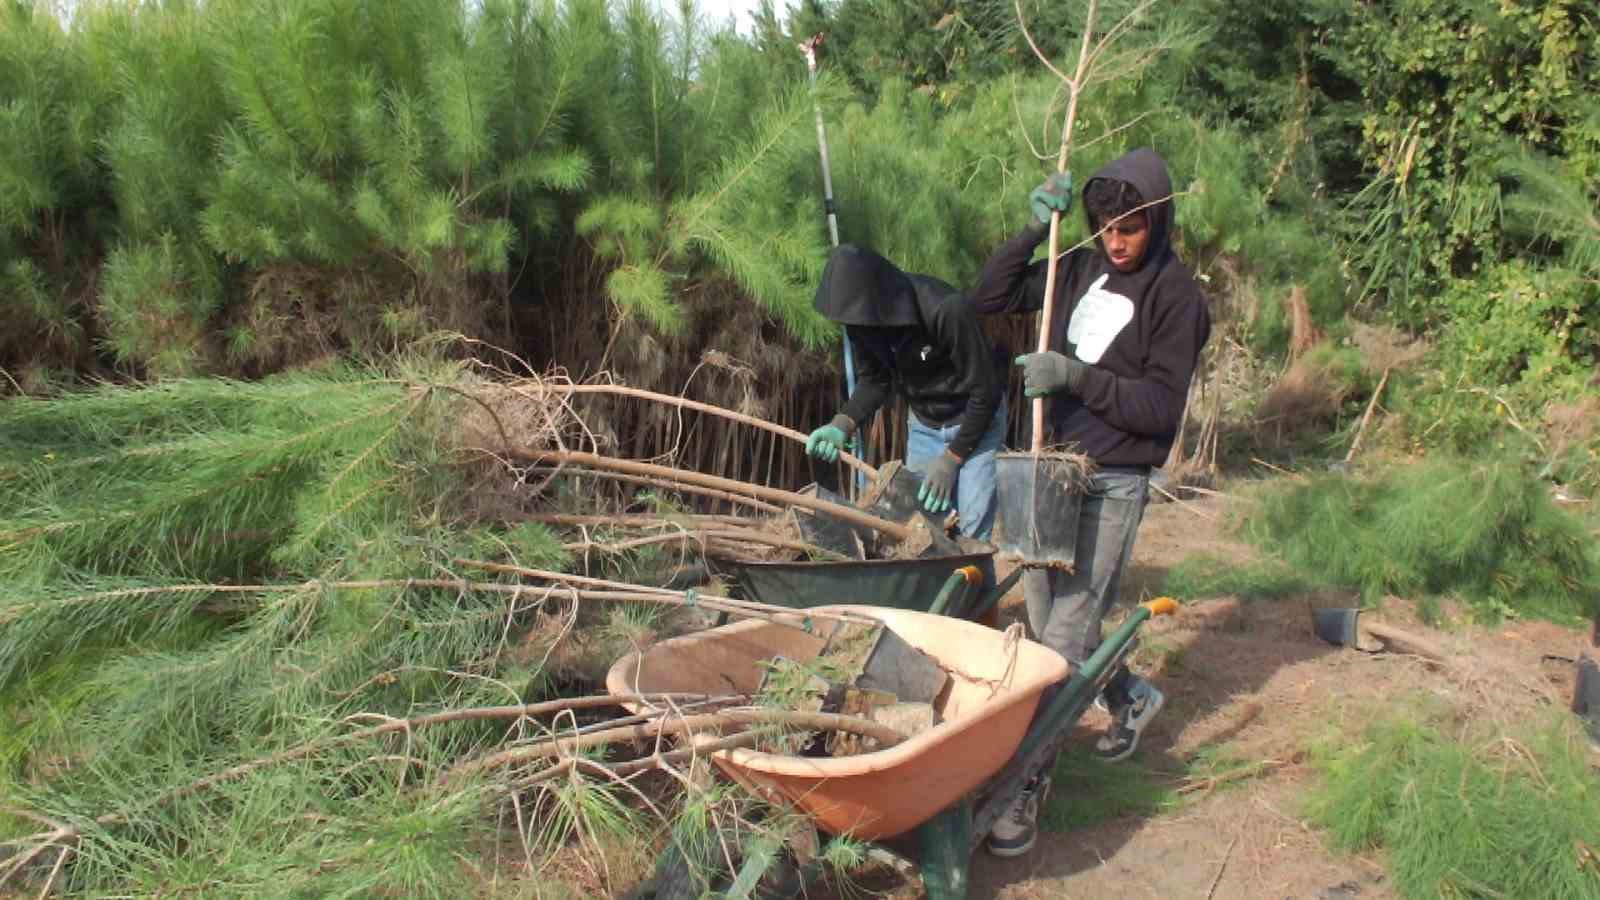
[986,835,1036,858]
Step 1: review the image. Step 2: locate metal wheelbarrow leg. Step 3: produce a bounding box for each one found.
[910,597,1180,900]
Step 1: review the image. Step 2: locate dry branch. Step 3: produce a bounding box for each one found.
[521,382,879,478]
[1344,367,1391,463]
[453,559,880,627]
[518,729,776,786]
[562,528,845,561]
[526,513,757,529]
[528,466,783,514]
[513,450,913,542]
[1176,751,1307,796]
[448,708,908,782]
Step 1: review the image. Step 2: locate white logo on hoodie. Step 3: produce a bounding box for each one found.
[1066,274,1135,364]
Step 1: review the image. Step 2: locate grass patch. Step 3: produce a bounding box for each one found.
[1308,705,1600,899]
[1240,458,1599,622]
[1041,749,1181,831]
[1160,554,1323,601]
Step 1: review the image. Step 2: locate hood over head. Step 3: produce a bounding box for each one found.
[813,244,922,328]
[1082,147,1175,274]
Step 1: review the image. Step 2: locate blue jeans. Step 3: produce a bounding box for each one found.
[905,402,1006,541]
[1022,470,1150,671]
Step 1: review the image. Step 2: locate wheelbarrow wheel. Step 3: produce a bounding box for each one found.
[645,823,806,900]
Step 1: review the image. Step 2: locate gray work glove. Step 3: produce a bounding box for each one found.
[917,450,961,514]
[1028,172,1074,227]
[805,414,855,462]
[1015,351,1088,398]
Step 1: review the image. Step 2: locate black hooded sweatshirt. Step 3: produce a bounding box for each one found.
[970,148,1210,469]
[813,245,1002,460]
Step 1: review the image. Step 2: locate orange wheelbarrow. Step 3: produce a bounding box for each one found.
[608,583,1178,899]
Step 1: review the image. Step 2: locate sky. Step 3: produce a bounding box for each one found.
[676,0,771,34]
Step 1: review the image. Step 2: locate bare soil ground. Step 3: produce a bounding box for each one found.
[812,492,1590,900]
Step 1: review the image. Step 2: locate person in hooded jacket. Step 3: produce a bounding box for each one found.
[970,148,1210,857]
[806,245,1006,539]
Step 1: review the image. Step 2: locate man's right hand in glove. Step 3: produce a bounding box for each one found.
[1029,172,1074,227]
[805,414,855,462]
[1015,351,1088,398]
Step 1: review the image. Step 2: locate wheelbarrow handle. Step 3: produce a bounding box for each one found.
[969,597,1180,845]
[927,566,985,617]
[966,566,1026,621]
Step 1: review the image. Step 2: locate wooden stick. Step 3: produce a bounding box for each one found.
[448,708,908,782]
[1362,621,1450,665]
[1027,0,1099,454]
[514,450,912,542]
[528,382,878,479]
[1344,367,1392,463]
[1205,836,1239,900]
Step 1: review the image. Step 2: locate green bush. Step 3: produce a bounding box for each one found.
[1309,708,1600,899]
[1240,458,1598,622]
[1392,261,1599,489]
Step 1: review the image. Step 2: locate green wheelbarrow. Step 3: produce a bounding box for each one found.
[724,551,1024,622]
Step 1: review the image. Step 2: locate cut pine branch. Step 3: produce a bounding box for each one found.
[0,692,746,881]
[513,449,912,542]
[452,559,880,627]
[447,708,908,782]
[561,527,845,560]
[521,381,878,479]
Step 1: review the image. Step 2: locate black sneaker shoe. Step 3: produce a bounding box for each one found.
[1094,678,1164,763]
[986,775,1051,857]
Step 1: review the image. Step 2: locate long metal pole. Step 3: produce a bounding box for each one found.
[801,34,864,495]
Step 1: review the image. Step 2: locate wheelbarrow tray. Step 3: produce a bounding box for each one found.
[605,605,1069,841]
[726,552,997,614]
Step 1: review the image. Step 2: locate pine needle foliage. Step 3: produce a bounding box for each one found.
[0,364,718,895]
[1239,459,1599,622]
[1308,705,1600,900]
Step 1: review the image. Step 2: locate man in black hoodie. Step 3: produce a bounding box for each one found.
[806,245,1006,539]
[971,148,1210,856]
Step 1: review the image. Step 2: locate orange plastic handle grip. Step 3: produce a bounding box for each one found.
[1142,596,1180,617]
[958,565,984,585]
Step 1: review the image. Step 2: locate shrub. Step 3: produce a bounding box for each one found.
[1309,707,1600,899]
[1240,458,1598,622]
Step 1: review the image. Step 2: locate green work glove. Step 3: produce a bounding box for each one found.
[1015,351,1088,398]
[805,414,855,462]
[917,450,961,514]
[1028,172,1074,227]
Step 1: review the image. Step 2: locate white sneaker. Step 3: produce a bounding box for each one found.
[986,775,1051,857]
[1094,679,1164,762]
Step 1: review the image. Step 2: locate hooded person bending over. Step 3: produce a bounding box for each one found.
[970,148,1210,856]
[807,245,1006,540]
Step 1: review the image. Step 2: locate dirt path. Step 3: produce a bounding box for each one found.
[826,493,1587,900]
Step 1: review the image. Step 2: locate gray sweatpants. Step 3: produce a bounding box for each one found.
[1023,469,1150,702]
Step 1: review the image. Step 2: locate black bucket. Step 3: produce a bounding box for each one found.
[727,551,997,616]
[796,462,961,559]
[1575,655,1600,746]
[1311,607,1362,647]
[993,452,1087,569]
